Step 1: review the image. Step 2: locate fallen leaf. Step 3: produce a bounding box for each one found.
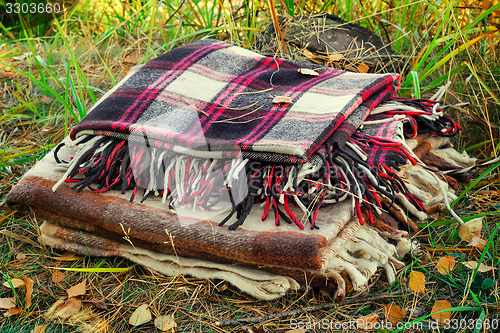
[55,298,82,318]
[40,96,53,104]
[250,326,268,333]
[4,307,22,317]
[67,280,86,298]
[357,313,378,330]
[297,68,319,76]
[459,217,483,242]
[463,261,496,273]
[0,297,16,309]
[216,282,228,292]
[357,62,370,73]
[468,236,487,251]
[51,270,66,283]
[23,276,34,309]
[436,255,456,275]
[82,299,107,310]
[30,324,47,333]
[272,96,292,104]
[16,253,27,261]
[302,49,316,60]
[409,271,425,294]
[340,271,353,293]
[3,278,25,289]
[328,53,343,62]
[154,314,177,331]
[129,304,152,326]
[384,304,407,324]
[431,300,452,323]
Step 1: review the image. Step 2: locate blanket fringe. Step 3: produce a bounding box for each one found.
[53,133,429,230]
[51,100,466,230]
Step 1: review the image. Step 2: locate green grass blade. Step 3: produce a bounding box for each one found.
[451,158,500,208]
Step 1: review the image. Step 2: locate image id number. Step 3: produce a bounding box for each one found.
[443,318,499,330]
[5,2,62,14]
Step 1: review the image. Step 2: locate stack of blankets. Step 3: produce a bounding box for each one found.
[6,39,476,301]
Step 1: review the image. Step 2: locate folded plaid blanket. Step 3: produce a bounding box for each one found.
[6,39,476,301]
[49,39,461,231]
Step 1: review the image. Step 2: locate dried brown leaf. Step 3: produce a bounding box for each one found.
[16,253,27,261]
[250,326,268,333]
[409,271,425,294]
[3,278,25,289]
[357,62,370,73]
[154,314,177,331]
[297,68,319,76]
[436,255,456,275]
[4,307,22,317]
[30,324,47,333]
[468,236,487,250]
[328,53,343,62]
[82,300,107,310]
[272,96,292,104]
[384,304,407,324]
[67,280,86,298]
[459,217,483,242]
[463,260,496,272]
[51,270,66,283]
[0,297,16,309]
[55,298,82,318]
[129,304,152,326]
[23,276,34,309]
[357,313,379,330]
[431,300,452,323]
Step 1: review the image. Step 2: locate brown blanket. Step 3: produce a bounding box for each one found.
[6,136,416,301]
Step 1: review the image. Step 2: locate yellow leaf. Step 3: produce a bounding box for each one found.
[297,68,319,76]
[431,300,452,323]
[357,313,379,330]
[154,314,177,331]
[328,53,343,62]
[3,278,25,289]
[272,96,293,104]
[55,298,82,318]
[384,304,407,324]
[436,255,456,275]
[51,270,66,283]
[357,62,370,73]
[302,49,315,60]
[409,271,425,294]
[0,297,16,309]
[463,260,496,273]
[30,324,47,333]
[459,217,483,242]
[67,280,86,298]
[129,304,152,326]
